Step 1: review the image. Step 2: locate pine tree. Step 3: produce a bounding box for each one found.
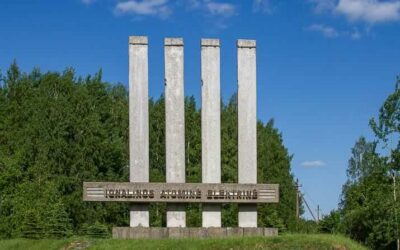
[45,201,72,238]
[22,210,45,239]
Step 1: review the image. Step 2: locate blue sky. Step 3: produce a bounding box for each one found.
[1,0,400,219]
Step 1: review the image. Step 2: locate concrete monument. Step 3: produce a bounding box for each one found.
[83,36,279,239]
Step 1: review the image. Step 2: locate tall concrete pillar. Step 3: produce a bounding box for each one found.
[129,36,149,227]
[237,39,257,228]
[165,38,186,227]
[201,39,221,227]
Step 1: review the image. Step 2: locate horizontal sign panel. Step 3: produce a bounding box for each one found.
[83,182,279,203]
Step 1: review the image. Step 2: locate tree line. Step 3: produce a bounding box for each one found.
[0,62,298,238]
[318,76,400,249]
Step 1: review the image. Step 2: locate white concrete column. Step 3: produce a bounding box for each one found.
[129,36,149,227]
[237,39,257,227]
[201,39,221,228]
[164,38,186,227]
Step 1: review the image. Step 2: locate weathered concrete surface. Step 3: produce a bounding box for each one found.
[168,227,190,238]
[202,204,221,227]
[237,39,257,227]
[83,182,279,203]
[226,227,244,237]
[188,228,207,238]
[112,227,278,239]
[150,227,168,238]
[165,37,186,227]
[238,204,258,228]
[207,227,226,238]
[243,227,264,236]
[129,36,149,227]
[201,38,221,228]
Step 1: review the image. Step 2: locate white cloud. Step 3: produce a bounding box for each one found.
[185,1,237,30]
[186,0,202,9]
[309,0,336,13]
[336,0,400,24]
[115,0,172,18]
[310,0,400,24]
[205,1,236,16]
[301,160,326,167]
[253,0,273,14]
[306,23,340,38]
[306,23,364,39]
[82,0,237,25]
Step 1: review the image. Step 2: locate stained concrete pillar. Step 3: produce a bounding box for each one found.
[129,36,149,227]
[201,39,221,227]
[164,38,186,227]
[237,39,257,227]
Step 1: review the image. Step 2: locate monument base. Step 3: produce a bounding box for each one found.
[112,227,278,239]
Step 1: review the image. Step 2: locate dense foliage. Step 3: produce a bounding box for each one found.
[0,63,298,238]
[320,76,400,249]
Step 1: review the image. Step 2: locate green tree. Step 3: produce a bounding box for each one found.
[340,138,397,249]
[221,94,239,227]
[0,63,129,237]
[257,120,297,231]
[338,77,400,249]
[319,210,341,234]
[0,63,298,237]
[149,96,167,227]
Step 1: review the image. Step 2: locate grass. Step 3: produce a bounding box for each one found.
[0,234,367,250]
[0,238,70,250]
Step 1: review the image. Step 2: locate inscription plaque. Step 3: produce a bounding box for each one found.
[83,182,279,203]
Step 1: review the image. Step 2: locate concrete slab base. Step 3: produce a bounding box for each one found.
[112,227,278,239]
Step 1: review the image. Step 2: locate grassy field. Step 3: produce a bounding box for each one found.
[0,234,367,250]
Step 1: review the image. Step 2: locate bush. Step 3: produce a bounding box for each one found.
[81,222,110,238]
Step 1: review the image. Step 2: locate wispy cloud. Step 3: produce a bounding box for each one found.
[336,0,400,24]
[184,1,237,31]
[309,0,336,13]
[253,0,273,14]
[182,0,237,16]
[79,0,238,31]
[186,0,201,9]
[301,160,326,167]
[306,23,363,39]
[306,24,340,38]
[112,0,236,25]
[115,0,172,19]
[205,1,236,17]
[309,0,400,24]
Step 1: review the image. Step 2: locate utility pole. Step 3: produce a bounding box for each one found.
[392,171,399,250]
[295,179,302,220]
[294,179,301,231]
[317,205,320,224]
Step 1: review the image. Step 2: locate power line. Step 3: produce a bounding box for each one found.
[295,179,322,223]
[301,186,317,208]
[299,192,317,222]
